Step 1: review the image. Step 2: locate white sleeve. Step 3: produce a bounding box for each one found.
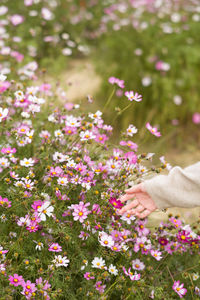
[144,162,200,209]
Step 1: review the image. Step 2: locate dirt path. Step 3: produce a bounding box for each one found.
[53,59,101,102]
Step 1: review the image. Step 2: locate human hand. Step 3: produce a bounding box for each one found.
[117,183,157,219]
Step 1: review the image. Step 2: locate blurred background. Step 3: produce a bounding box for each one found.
[0,0,200,224]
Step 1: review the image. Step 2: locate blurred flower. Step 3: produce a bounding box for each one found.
[192,112,200,124]
[146,123,161,137]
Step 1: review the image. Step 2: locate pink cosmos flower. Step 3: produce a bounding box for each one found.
[95,281,106,294]
[71,201,91,223]
[146,122,161,137]
[8,274,24,287]
[172,280,187,298]
[36,277,51,290]
[10,51,24,62]
[79,231,89,240]
[124,151,137,163]
[1,147,16,154]
[169,217,182,228]
[135,220,150,236]
[95,134,108,144]
[26,222,39,233]
[84,272,95,280]
[150,249,163,261]
[10,14,24,26]
[108,77,125,89]
[192,112,200,124]
[40,83,51,93]
[0,245,8,255]
[64,103,74,111]
[122,267,141,281]
[24,0,34,6]
[64,126,77,135]
[120,140,138,151]
[31,200,43,211]
[21,280,37,297]
[125,91,142,102]
[0,196,11,208]
[48,243,62,252]
[109,197,123,209]
[0,81,10,94]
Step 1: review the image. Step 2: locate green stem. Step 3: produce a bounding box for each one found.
[112,102,132,124]
[103,279,120,296]
[102,87,116,113]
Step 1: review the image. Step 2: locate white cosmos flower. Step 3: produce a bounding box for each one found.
[79,130,95,141]
[33,241,44,251]
[38,201,54,221]
[0,73,6,81]
[192,273,199,281]
[54,130,63,138]
[57,177,68,186]
[0,107,9,122]
[52,255,70,267]
[126,124,138,136]
[132,259,145,271]
[91,257,106,269]
[99,232,114,248]
[20,158,35,167]
[0,157,10,168]
[108,264,118,276]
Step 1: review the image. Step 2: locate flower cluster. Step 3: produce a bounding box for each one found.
[0,71,199,299]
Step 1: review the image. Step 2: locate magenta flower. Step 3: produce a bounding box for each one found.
[158,237,168,246]
[8,274,24,287]
[177,230,192,244]
[48,243,62,252]
[192,112,200,124]
[125,91,142,102]
[84,272,95,280]
[172,280,187,298]
[146,122,161,137]
[109,197,123,209]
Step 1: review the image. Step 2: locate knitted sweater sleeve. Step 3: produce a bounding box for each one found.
[143,162,200,209]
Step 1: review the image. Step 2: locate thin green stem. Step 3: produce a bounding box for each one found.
[103,279,120,296]
[112,102,132,124]
[167,266,174,282]
[102,87,116,113]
